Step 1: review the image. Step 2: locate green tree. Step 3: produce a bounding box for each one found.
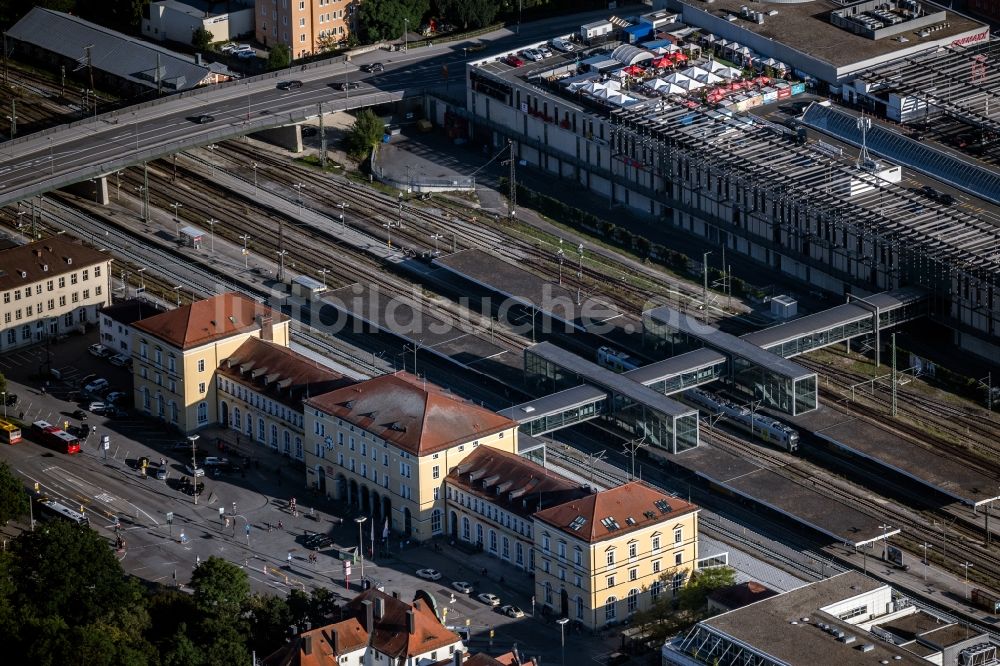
[0,0,75,31]
[247,594,292,656]
[0,370,7,395]
[0,462,28,525]
[191,27,213,51]
[162,623,203,666]
[356,0,429,44]
[317,32,342,53]
[678,566,737,614]
[345,108,385,159]
[437,0,498,29]
[190,556,250,619]
[267,43,292,70]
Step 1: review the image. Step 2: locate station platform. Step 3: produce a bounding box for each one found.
[433,248,620,332]
[787,405,1000,509]
[743,287,928,359]
[677,444,898,547]
[319,283,522,382]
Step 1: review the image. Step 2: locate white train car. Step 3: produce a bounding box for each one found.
[597,346,640,372]
[685,389,799,452]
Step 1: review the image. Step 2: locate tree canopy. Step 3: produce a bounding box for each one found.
[190,556,251,619]
[267,44,292,71]
[0,462,29,525]
[191,27,213,51]
[345,108,386,159]
[436,0,498,30]
[355,0,429,44]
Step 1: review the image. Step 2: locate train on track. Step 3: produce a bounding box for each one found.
[597,346,640,372]
[684,388,800,452]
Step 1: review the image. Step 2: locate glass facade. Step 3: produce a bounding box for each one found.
[520,399,606,436]
[525,349,699,454]
[646,361,726,395]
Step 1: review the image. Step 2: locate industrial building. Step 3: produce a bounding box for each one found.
[464,22,1000,361]
[142,0,255,45]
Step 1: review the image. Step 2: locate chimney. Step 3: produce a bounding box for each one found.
[392,590,400,599]
[330,627,339,654]
[452,649,464,666]
[374,596,385,620]
[194,52,203,65]
[302,635,313,656]
[362,599,374,632]
[407,609,416,635]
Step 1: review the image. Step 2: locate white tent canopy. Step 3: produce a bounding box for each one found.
[664,71,695,85]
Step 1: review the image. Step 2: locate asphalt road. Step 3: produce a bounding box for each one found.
[0,5,644,206]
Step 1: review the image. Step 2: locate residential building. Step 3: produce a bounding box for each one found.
[304,372,519,540]
[533,481,699,630]
[445,446,592,572]
[98,299,165,356]
[216,336,355,462]
[142,0,255,44]
[131,293,289,434]
[255,0,353,58]
[0,238,112,352]
[664,570,992,666]
[263,588,464,666]
[8,8,234,97]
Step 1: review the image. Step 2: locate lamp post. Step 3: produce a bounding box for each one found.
[556,248,565,285]
[556,617,569,666]
[275,250,288,282]
[319,268,331,288]
[240,234,251,269]
[293,183,306,218]
[920,543,932,583]
[879,523,891,561]
[136,267,146,294]
[338,202,349,230]
[188,434,200,505]
[206,218,218,254]
[355,516,367,582]
[251,162,258,195]
[173,285,182,307]
[702,250,712,320]
[382,222,393,248]
[430,233,442,255]
[403,18,409,52]
[962,562,973,600]
[2,391,6,419]
[170,202,183,241]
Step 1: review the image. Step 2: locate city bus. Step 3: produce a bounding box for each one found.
[31,420,81,455]
[36,497,89,526]
[0,419,22,444]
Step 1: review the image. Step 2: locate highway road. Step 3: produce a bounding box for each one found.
[0,5,639,208]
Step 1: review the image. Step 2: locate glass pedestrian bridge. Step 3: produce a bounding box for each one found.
[519,342,701,454]
[644,308,819,416]
[743,287,928,361]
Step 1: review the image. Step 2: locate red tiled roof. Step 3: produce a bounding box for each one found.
[346,589,461,658]
[306,373,516,456]
[132,292,287,350]
[0,237,109,292]
[218,338,356,409]
[447,447,592,518]
[532,481,698,543]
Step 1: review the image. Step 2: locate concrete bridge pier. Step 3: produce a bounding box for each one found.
[250,125,303,152]
[61,176,109,205]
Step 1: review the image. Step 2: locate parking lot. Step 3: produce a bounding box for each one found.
[0,330,621,664]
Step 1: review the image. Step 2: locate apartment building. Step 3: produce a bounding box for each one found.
[0,238,112,353]
[445,446,592,573]
[216,336,354,462]
[304,372,519,541]
[98,299,164,356]
[131,293,289,434]
[255,0,352,58]
[533,481,699,630]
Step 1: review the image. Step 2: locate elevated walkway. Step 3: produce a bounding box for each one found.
[624,347,727,395]
[525,342,700,453]
[500,384,607,436]
[743,287,928,360]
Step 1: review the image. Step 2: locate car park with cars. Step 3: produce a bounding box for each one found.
[504,55,525,67]
[521,48,543,62]
[549,38,576,52]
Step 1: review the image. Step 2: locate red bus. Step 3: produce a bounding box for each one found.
[0,419,22,444]
[31,420,81,455]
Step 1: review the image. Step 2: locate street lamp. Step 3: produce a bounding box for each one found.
[920,543,932,583]
[338,202,350,230]
[136,267,146,294]
[879,523,891,561]
[240,234,251,269]
[188,434,200,505]
[430,233,442,254]
[556,248,565,285]
[319,268,331,288]
[206,218,218,254]
[293,183,306,218]
[403,18,409,52]
[251,162,258,196]
[382,222,393,248]
[962,562,973,600]
[556,617,569,666]
[355,516,367,582]
[170,202,183,241]
[1,391,6,419]
[276,250,288,282]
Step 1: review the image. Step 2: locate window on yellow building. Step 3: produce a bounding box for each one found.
[652,560,660,573]
[652,535,661,552]
[606,575,615,588]
[432,465,440,479]
[606,549,615,566]
[674,528,682,543]
[604,597,617,621]
[629,568,637,581]
[674,552,683,566]
[628,542,637,560]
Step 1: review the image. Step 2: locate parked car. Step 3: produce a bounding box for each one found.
[304,532,334,549]
[4,393,17,407]
[499,604,524,618]
[185,464,206,478]
[105,391,128,404]
[452,581,474,594]
[277,79,303,90]
[920,185,943,201]
[504,55,525,67]
[104,406,129,419]
[477,593,501,606]
[938,192,956,205]
[521,48,543,62]
[71,409,88,420]
[109,353,131,367]
[416,568,442,581]
[83,378,109,394]
[549,38,576,52]
[236,50,256,59]
[89,343,111,358]
[361,62,384,73]
[537,45,552,58]
[155,466,168,480]
[219,43,237,54]
[86,401,106,413]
